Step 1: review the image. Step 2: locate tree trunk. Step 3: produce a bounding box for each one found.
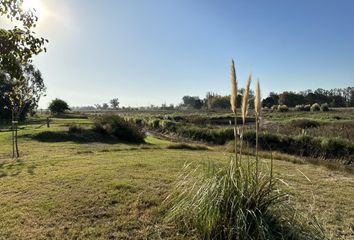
[11,111,15,158]
[15,121,19,158]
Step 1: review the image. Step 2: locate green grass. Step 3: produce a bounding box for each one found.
[0,118,354,239]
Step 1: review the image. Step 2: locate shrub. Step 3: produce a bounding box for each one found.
[93,115,145,143]
[270,105,278,112]
[159,120,178,131]
[321,138,350,159]
[320,103,329,112]
[277,104,289,112]
[243,130,353,161]
[48,98,70,115]
[134,118,143,126]
[291,119,320,129]
[148,119,160,128]
[310,103,320,112]
[295,104,305,111]
[303,104,311,111]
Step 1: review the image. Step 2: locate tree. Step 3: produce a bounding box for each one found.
[4,64,45,157]
[102,103,109,110]
[208,95,230,109]
[278,92,305,107]
[0,1,47,78]
[1,0,47,158]
[110,98,119,109]
[261,92,278,108]
[182,96,203,109]
[49,99,70,115]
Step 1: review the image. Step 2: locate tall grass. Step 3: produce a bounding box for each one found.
[166,159,325,240]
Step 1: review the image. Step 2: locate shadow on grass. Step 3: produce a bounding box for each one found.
[24,129,145,145]
[0,159,35,178]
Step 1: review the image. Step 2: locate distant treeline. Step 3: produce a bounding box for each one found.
[180,87,354,110]
[38,86,354,114]
[262,87,354,108]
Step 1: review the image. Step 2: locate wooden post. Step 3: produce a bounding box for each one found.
[11,111,15,158]
[15,120,19,158]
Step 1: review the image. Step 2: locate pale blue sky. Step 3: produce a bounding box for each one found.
[3,0,354,107]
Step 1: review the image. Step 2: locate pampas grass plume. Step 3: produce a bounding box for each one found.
[242,73,252,124]
[230,60,237,114]
[255,79,261,117]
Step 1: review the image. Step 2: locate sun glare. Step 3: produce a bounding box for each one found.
[21,0,44,18]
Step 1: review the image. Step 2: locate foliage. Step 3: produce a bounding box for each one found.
[262,92,279,108]
[0,64,46,120]
[279,92,305,107]
[243,131,354,163]
[181,96,203,109]
[320,103,329,112]
[49,98,70,115]
[0,1,47,79]
[207,95,231,109]
[270,105,278,112]
[304,104,311,111]
[109,98,119,109]
[290,119,320,129]
[295,104,305,111]
[262,87,354,108]
[93,115,145,143]
[277,104,288,112]
[310,103,321,112]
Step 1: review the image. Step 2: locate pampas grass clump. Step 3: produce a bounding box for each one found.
[166,159,325,240]
[277,104,289,112]
[311,103,321,112]
[320,103,329,111]
[165,60,326,240]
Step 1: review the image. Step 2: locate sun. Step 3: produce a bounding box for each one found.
[21,0,44,18]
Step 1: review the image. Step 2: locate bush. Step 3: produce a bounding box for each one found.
[291,119,320,129]
[277,105,289,112]
[321,138,350,159]
[304,104,311,111]
[310,103,321,112]
[93,115,145,143]
[148,119,160,128]
[48,98,70,115]
[270,105,278,112]
[320,103,329,112]
[242,131,354,162]
[295,104,305,111]
[159,120,178,131]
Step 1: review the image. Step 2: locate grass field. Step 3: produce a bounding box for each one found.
[0,117,354,239]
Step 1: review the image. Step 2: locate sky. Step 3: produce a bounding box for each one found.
[1,0,354,108]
